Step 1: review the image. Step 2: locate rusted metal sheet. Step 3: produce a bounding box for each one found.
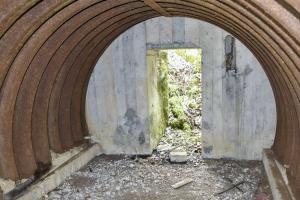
[0,0,39,38]
[12,0,100,177]
[143,0,171,16]
[0,0,298,198]
[0,0,74,181]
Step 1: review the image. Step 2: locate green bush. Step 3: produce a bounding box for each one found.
[188,85,201,98]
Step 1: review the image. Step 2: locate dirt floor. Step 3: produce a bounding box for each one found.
[43,155,272,200]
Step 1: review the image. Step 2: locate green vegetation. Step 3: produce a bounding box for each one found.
[158,51,169,121]
[157,48,202,151]
[164,49,202,131]
[168,96,191,131]
[148,50,169,149]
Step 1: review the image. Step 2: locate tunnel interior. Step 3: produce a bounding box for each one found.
[0,0,299,198]
[85,16,277,161]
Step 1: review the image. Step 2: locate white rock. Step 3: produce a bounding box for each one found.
[156,144,172,152]
[129,164,135,168]
[170,151,188,163]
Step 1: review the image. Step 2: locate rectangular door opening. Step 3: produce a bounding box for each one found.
[147,48,203,163]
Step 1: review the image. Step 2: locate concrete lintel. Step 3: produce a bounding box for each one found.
[262,149,295,200]
[7,144,102,200]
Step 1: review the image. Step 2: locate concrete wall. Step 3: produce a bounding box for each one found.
[86,17,277,160]
[147,50,168,150]
[86,24,150,154]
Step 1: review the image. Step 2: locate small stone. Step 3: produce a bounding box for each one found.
[111,171,117,176]
[243,168,249,173]
[156,144,172,152]
[170,151,188,163]
[129,164,135,168]
[255,193,269,200]
[84,195,91,200]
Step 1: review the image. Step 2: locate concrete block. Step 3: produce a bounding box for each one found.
[156,144,172,152]
[170,150,188,163]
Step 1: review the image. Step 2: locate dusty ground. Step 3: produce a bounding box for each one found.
[44,155,272,200]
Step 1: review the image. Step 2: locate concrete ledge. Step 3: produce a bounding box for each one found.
[262,149,295,200]
[6,144,102,200]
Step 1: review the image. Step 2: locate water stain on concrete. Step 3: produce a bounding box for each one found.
[202,121,210,130]
[138,131,145,145]
[114,108,145,145]
[203,146,213,154]
[244,65,253,76]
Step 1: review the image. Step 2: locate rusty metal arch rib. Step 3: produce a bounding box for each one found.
[0,0,299,197]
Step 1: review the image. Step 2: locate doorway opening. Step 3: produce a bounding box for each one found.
[149,48,203,164]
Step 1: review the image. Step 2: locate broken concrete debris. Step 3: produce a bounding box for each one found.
[156,144,172,152]
[170,151,188,163]
[44,155,272,200]
[169,149,188,163]
[171,178,193,189]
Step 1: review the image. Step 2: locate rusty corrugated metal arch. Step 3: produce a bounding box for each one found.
[0,0,299,198]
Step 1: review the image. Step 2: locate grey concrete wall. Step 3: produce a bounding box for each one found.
[86,17,277,160]
[86,24,150,154]
[147,50,168,150]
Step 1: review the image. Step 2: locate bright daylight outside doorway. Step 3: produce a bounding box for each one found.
[152,49,203,165]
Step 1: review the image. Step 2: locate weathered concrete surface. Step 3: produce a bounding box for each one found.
[12,144,102,200]
[202,28,277,160]
[86,17,276,160]
[86,24,150,155]
[262,150,295,200]
[147,50,168,150]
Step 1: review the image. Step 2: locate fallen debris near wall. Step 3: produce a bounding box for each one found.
[43,155,272,200]
[171,178,193,189]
